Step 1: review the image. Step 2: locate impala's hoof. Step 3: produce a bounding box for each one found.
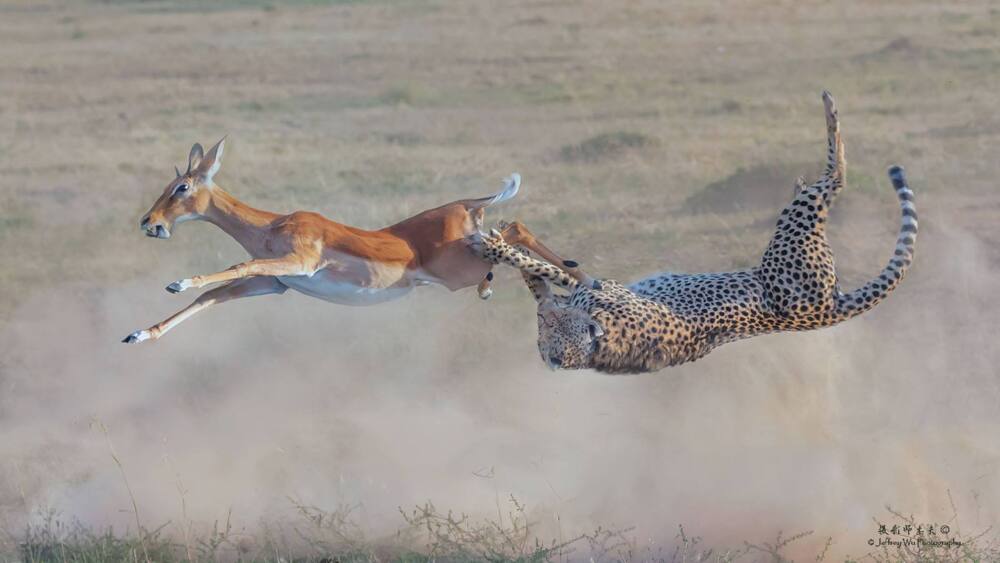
[478,287,493,300]
[166,279,192,293]
[122,330,152,344]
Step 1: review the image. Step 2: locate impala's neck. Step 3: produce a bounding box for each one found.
[202,186,280,254]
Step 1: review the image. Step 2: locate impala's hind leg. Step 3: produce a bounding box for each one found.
[123,276,287,343]
[759,91,845,317]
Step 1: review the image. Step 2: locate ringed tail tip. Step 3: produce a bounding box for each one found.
[888,165,906,189]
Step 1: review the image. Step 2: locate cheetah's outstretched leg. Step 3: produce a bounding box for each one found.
[468,230,590,290]
[520,270,556,303]
[758,91,845,316]
[500,237,565,306]
[495,220,596,288]
[819,90,845,206]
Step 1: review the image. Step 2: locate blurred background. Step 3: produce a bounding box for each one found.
[1,0,999,560]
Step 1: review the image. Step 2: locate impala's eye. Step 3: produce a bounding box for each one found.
[173,183,189,196]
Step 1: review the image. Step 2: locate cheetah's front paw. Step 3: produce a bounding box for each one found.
[466,230,506,262]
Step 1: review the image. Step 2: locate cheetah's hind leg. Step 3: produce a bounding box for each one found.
[757,91,846,317]
[815,90,845,207]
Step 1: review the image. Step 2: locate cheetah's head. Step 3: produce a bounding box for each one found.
[536,297,605,370]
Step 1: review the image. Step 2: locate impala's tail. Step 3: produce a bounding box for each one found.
[833,166,917,320]
[471,173,521,208]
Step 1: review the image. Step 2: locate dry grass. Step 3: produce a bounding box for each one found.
[3,0,998,307]
[12,497,1000,562]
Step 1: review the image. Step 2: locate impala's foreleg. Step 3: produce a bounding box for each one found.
[123,276,287,343]
[166,254,320,293]
[493,221,599,289]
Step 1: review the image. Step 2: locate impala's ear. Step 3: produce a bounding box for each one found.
[187,143,204,174]
[197,136,226,183]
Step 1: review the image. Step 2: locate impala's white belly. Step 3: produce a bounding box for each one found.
[278,259,416,305]
[278,272,415,306]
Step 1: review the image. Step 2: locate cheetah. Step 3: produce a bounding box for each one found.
[471,92,917,374]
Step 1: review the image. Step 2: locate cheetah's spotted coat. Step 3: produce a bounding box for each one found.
[473,92,918,373]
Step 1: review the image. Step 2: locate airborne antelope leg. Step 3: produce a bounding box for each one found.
[166,255,321,293]
[123,276,287,343]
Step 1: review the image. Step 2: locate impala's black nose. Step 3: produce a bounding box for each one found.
[141,218,169,239]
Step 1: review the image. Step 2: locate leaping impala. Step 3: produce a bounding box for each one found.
[123,137,592,343]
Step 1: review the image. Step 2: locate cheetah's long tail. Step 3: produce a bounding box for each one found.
[833,166,917,320]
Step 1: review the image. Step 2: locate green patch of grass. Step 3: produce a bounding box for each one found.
[846,168,884,197]
[706,99,743,115]
[237,100,267,113]
[19,511,182,563]
[560,131,658,163]
[513,81,573,105]
[0,211,34,235]
[380,84,431,107]
[382,132,425,146]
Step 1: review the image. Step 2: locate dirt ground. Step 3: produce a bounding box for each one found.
[1,0,999,560]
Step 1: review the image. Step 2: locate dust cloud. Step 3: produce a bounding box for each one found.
[1,223,998,559]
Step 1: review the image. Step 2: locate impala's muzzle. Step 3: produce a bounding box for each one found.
[140,216,170,239]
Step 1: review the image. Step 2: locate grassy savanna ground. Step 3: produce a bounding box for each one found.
[2,0,1000,561]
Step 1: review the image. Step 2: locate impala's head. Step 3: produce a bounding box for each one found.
[140,137,226,239]
[534,289,605,371]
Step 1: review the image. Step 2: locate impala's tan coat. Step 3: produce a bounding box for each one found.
[124,138,584,343]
